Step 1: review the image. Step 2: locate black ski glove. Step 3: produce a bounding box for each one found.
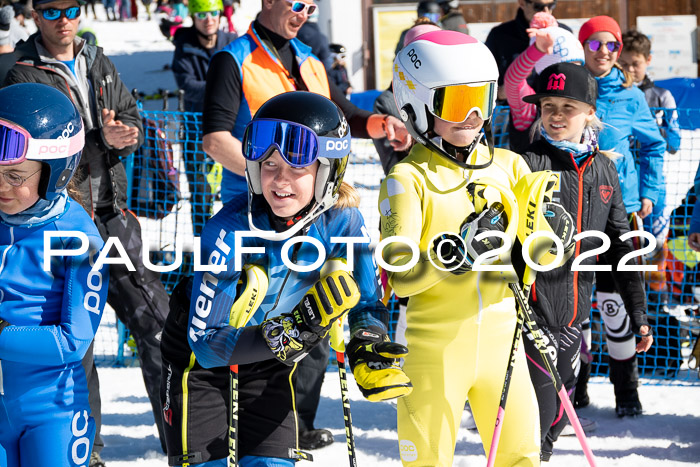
[260,270,360,365]
[432,202,508,275]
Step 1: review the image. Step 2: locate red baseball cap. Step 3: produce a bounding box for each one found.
[578,15,623,51]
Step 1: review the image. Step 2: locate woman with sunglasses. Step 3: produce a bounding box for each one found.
[171,0,236,236]
[384,30,540,466]
[0,84,109,467]
[577,16,666,418]
[159,91,411,467]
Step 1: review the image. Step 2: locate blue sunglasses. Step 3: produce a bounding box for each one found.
[242,119,350,167]
[38,6,81,20]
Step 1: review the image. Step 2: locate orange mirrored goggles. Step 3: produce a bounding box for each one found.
[430,82,497,123]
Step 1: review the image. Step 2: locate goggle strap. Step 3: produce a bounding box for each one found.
[25,126,85,160]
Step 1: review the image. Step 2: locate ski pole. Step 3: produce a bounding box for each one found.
[330,317,358,467]
[324,258,358,467]
[486,285,529,467]
[227,265,269,467]
[510,282,597,467]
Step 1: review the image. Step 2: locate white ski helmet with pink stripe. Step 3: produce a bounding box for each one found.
[393,30,499,143]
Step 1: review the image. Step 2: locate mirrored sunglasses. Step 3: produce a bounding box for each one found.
[430,82,496,123]
[585,39,621,53]
[38,6,81,20]
[194,10,220,19]
[283,0,317,16]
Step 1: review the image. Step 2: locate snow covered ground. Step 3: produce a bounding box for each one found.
[64,7,700,467]
[99,367,700,467]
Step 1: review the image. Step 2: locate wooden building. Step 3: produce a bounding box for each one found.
[360,0,699,88]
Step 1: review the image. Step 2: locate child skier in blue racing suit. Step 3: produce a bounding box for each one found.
[0,83,109,467]
[159,91,412,466]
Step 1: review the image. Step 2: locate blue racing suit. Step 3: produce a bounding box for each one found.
[0,196,108,467]
[175,195,386,465]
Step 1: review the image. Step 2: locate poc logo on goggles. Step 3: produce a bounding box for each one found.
[325,139,350,151]
[38,142,70,156]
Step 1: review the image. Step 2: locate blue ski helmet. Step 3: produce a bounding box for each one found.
[0,83,84,200]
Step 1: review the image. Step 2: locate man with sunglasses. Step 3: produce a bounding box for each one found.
[201,0,410,453]
[171,0,236,236]
[485,0,568,102]
[203,0,410,207]
[4,1,170,465]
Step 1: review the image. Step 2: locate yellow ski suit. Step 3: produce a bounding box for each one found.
[379,143,540,466]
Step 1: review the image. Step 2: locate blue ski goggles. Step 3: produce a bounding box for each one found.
[242,119,351,167]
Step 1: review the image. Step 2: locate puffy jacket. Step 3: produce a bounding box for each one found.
[4,33,144,213]
[0,197,108,417]
[171,27,237,112]
[214,24,330,203]
[187,195,386,369]
[522,139,648,330]
[595,67,666,213]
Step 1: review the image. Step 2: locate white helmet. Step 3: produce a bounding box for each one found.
[393,30,499,168]
[530,27,585,74]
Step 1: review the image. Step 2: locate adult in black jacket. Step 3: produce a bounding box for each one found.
[485,0,568,152]
[4,0,170,462]
[518,62,652,461]
[172,0,236,235]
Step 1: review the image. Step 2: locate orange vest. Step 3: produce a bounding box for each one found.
[218,24,331,201]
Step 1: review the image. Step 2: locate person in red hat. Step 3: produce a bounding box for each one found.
[576,15,666,418]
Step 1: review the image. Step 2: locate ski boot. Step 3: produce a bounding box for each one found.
[615,389,643,417]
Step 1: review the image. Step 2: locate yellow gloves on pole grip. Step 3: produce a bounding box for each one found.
[346,327,413,402]
[260,270,361,365]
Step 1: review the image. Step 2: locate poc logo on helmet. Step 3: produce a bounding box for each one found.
[407,48,421,69]
[326,139,349,151]
[57,122,75,140]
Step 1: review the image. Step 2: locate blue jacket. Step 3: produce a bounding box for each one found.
[171,27,237,113]
[0,198,108,425]
[187,195,386,369]
[595,67,666,213]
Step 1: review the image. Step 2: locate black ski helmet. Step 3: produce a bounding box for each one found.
[243,91,351,239]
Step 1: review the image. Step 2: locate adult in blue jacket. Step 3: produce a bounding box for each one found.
[578,16,665,418]
[171,0,236,236]
[0,84,109,466]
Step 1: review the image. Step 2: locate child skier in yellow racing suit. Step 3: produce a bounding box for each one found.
[380,31,542,466]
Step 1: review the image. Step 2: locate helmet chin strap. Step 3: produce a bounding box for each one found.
[421,119,495,171]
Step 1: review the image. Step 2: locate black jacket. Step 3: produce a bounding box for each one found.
[4,33,143,213]
[485,8,571,86]
[521,139,648,330]
[171,26,237,112]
